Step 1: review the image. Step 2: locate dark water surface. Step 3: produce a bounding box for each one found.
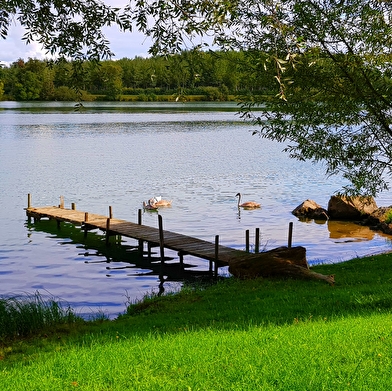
[1,101,391,318]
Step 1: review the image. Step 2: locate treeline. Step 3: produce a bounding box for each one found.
[0,51,275,102]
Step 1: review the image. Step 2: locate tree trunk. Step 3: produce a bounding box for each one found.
[228,246,335,285]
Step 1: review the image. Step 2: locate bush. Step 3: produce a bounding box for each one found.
[384,209,392,224]
[52,86,92,101]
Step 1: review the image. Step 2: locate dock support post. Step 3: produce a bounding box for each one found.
[245,229,250,252]
[214,235,219,279]
[106,218,111,245]
[71,203,76,210]
[27,194,32,222]
[255,228,260,253]
[158,214,165,278]
[179,251,184,271]
[288,222,293,248]
[84,212,89,237]
[138,209,143,255]
[109,206,113,219]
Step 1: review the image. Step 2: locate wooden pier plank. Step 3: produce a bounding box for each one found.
[26,205,248,266]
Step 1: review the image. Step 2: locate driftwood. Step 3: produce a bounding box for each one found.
[228,246,335,285]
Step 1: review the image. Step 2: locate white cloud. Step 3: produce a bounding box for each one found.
[0,1,152,66]
[0,1,217,66]
[0,24,48,65]
[102,25,153,60]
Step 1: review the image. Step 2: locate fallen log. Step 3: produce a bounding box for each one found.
[228,246,335,285]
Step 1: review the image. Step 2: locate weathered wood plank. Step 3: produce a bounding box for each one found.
[26,205,243,265]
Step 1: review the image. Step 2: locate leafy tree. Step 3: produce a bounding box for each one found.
[0,0,121,61]
[1,0,123,95]
[53,59,74,89]
[88,61,123,100]
[6,58,40,100]
[24,58,55,100]
[126,0,392,195]
[148,56,172,90]
[52,86,79,101]
[117,56,152,89]
[0,63,4,99]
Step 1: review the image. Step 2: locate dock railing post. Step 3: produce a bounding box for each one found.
[245,229,250,252]
[27,194,32,223]
[84,212,89,237]
[288,222,293,248]
[158,215,165,278]
[214,235,219,279]
[109,206,113,219]
[255,228,260,253]
[138,209,143,255]
[59,195,64,209]
[106,218,111,245]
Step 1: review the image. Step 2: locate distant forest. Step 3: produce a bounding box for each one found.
[0,51,276,102]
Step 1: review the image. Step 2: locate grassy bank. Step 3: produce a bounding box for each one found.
[1,252,392,390]
[0,292,78,340]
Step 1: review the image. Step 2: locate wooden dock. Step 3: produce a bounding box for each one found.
[25,195,260,277]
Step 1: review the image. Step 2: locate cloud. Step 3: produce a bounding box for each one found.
[0,0,213,66]
[0,2,152,66]
[102,25,153,60]
[0,24,48,65]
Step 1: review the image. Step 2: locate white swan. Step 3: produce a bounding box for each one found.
[150,196,172,207]
[236,193,261,209]
[143,200,158,210]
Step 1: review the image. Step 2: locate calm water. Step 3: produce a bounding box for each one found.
[1,101,391,318]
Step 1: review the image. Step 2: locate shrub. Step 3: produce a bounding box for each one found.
[384,209,392,224]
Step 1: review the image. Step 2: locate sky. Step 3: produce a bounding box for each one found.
[0,1,153,66]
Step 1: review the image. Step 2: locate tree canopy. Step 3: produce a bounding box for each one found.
[1,52,264,101]
[0,0,121,60]
[1,0,391,195]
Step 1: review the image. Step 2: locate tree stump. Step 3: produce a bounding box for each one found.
[228,246,335,285]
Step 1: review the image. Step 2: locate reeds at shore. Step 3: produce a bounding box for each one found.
[0,292,78,340]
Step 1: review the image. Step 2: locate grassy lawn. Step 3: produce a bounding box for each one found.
[1,252,392,390]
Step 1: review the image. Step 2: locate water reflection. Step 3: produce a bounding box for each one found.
[327,220,375,242]
[26,219,218,286]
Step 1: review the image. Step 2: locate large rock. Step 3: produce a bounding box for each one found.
[327,195,378,220]
[292,199,328,220]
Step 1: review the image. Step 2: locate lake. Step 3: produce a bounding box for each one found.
[1,101,391,318]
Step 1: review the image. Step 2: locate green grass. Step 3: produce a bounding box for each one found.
[1,253,392,390]
[0,292,79,340]
[385,209,392,224]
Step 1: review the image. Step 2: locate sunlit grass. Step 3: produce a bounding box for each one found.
[1,253,392,390]
[1,314,392,390]
[384,209,392,224]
